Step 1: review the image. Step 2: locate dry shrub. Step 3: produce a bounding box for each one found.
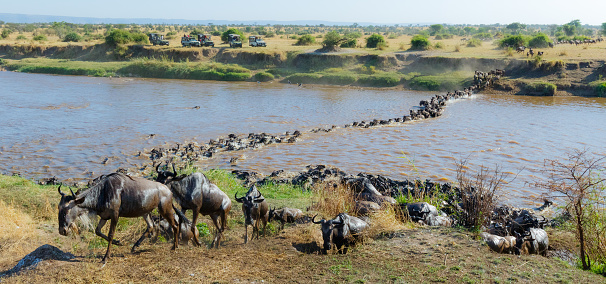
[0,200,37,262]
[453,160,509,230]
[310,181,355,218]
[454,45,461,52]
[365,204,411,237]
[559,51,568,56]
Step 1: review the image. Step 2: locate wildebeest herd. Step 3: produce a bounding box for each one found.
[55,69,554,264]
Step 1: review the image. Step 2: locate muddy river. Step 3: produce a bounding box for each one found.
[1,72,605,205]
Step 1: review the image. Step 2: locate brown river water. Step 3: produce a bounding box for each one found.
[1,71,605,206]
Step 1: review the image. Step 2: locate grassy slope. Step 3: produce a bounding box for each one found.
[0,173,604,283]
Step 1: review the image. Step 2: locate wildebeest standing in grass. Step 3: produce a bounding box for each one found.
[235,185,268,244]
[156,164,232,248]
[313,213,368,254]
[57,173,179,264]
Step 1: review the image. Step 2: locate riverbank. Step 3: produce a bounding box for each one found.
[1,41,605,96]
[1,172,603,283]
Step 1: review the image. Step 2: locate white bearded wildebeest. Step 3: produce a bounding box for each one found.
[235,185,268,244]
[57,173,179,264]
[514,228,549,256]
[155,164,232,248]
[312,213,368,254]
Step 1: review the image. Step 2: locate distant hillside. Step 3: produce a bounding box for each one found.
[0,13,432,26]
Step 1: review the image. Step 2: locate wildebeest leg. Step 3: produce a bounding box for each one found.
[132,214,154,253]
[190,210,202,247]
[102,217,118,264]
[210,214,221,248]
[160,204,179,250]
[95,219,122,245]
[244,224,249,244]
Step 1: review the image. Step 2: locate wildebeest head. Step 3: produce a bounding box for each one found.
[57,185,85,236]
[235,191,264,225]
[268,207,277,222]
[312,214,346,252]
[155,162,178,184]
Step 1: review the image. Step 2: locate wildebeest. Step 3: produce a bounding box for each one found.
[57,173,179,264]
[353,200,381,216]
[268,206,303,230]
[480,232,517,254]
[152,212,199,245]
[313,213,368,254]
[347,177,396,205]
[515,228,549,256]
[156,164,231,248]
[235,185,269,244]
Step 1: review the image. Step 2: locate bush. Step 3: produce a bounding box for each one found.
[593,81,606,97]
[105,29,132,47]
[254,72,275,82]
[466,38,482,47]
[528,33,552,48]
[410,35,431,50]
[16,35,27,40]
[524,82,557,95]
[357,74,400,87]
[211,31,221,36]
[434,42,444,49]
[33,35,47,41]
[319,73,357,85]
[499,34,528,48]
[1,29,11,39]
[221,28,245,43]
[296,34,315,46]
[285,73,322,84]
[63,32,82,42]
[366,33,386,48]
[340,38,357,48]
[472,32,492,40]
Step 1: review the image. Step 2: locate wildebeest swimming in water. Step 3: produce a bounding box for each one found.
[57,173,180,264]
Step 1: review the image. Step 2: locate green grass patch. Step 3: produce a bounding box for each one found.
[408,73,472,91]
[357,74,401,87]
[0,174,58,220]
[523,81,557,96]
[589,80,606,97]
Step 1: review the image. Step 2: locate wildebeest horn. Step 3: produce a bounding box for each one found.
[155,162,160,173]
[172,163,177,176]
[254,197,265,203]
[312,214,322,224]
[69,187,76,197]
[58,185,65,196]
[234,192,244,202]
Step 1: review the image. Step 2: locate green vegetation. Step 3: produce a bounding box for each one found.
[221,28,245,43]
[590,80,606,97]
[357,74,400,87]
[466,38,482,47]
[410,35,431,50]
[528,33,552,48]
[63,32,82,42]
[408,73,472,91]
[254,71,275,82]
[321,31,346,50]
[499,34,528,48]
[33,35,47,41]
[296,34,316,46]
[365,33,386,48]
[105,29,148,47]
[523,81,557,95]
[1,28,11,39]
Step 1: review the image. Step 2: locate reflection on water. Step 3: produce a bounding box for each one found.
[1,72,605,206]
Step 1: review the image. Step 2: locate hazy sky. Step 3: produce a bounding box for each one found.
[2,0,606,25]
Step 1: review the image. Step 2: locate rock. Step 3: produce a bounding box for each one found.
[1,244,75,278]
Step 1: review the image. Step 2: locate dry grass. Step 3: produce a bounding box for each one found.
[0,200,39,268]
[310,181,356,219]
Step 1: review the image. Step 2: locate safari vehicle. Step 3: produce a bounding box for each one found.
[181,36,201,47]
[197,34,215,47]
[249,35,266,47]
[148,33,169,46]
[228,34,242,48]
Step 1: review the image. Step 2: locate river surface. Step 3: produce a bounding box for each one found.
[1,71,605,206]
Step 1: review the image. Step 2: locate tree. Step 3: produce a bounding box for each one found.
[429,24,444,36]
[535,150,606,271]
[506,22,526,34]
[563,19,582,37]
[601,23,606,36]
[366,33,386,48]
[221,28,244,43]
[322,31,346,50]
